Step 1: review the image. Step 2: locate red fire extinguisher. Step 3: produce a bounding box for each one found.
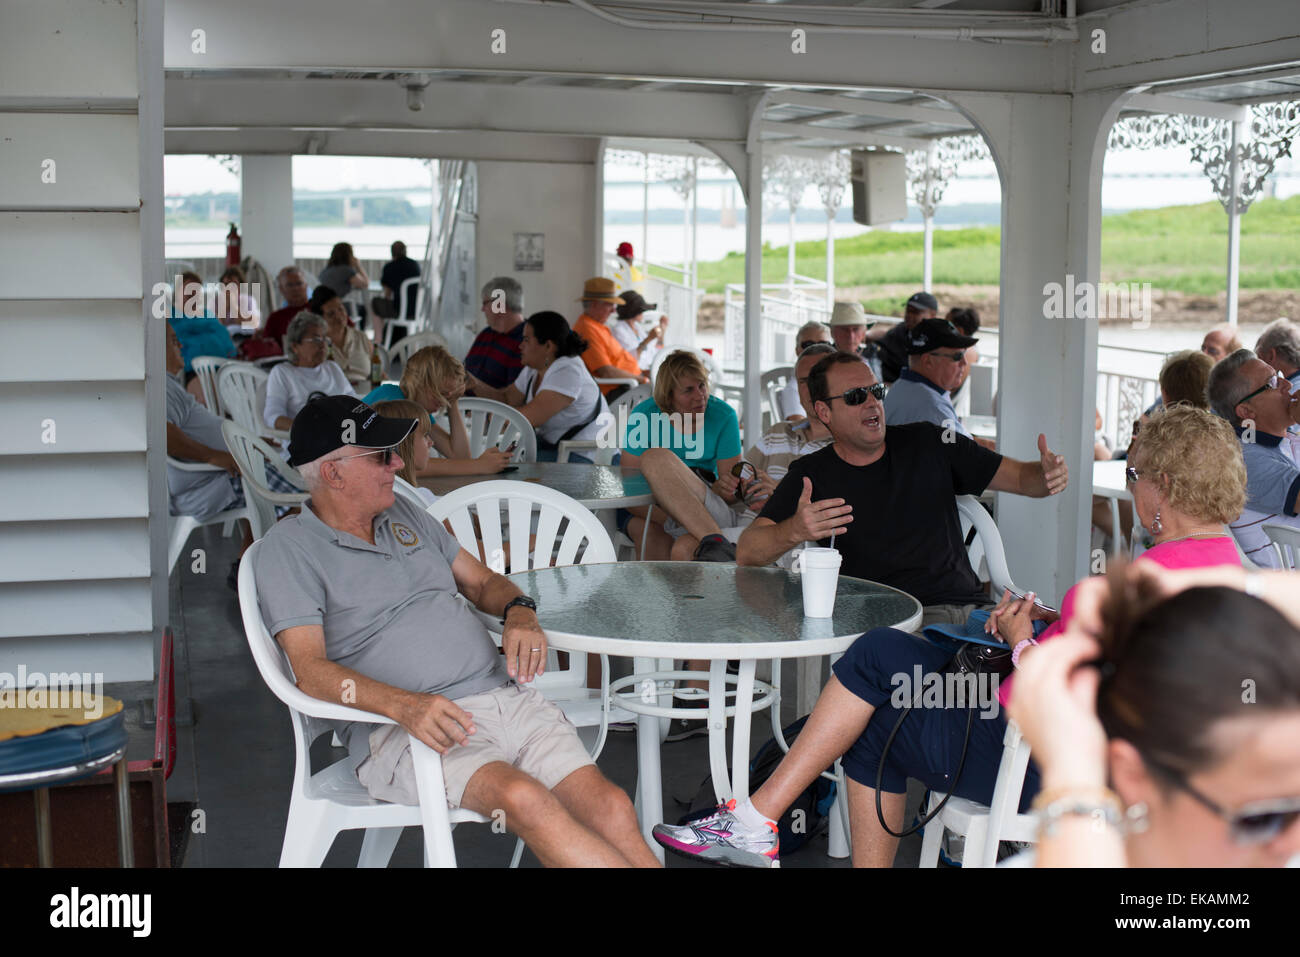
[225,223,241,267]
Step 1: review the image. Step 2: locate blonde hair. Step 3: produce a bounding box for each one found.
[399,346,464,413]
[1131,404,1246,524]
[372,399,429,485]
[653,350,710,412]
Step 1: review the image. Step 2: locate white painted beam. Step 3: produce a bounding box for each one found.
[166,129,603,164]
[768,89,968,129]
[758,119,930,151]
[164,77,749,142]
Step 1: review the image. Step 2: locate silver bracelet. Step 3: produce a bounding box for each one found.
[1036,797,1123,838]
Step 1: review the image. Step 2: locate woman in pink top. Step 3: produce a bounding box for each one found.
[651,405,1250,869]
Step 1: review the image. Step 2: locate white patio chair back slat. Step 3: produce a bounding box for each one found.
[237,540,487,867]
[221,420,308,539]
[456,397,537,462]
[761,366,792,424]
[955,495,1022,597]
[191,356,229,416]
[217,362,269,431]
[388,330,448,376]
[1262,522,1300,570]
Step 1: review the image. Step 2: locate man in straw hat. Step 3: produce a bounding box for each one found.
[573,277,649,397]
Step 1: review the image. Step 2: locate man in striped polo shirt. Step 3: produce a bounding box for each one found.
[465,276,525,394]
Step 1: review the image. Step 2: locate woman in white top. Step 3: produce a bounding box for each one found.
[471,310,609,461]
[264,311,355,430]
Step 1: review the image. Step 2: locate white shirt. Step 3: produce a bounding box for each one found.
[514,355,610,444]
[264,360,355,428]
[611,316,661,370]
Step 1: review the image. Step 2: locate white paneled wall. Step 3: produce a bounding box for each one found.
[0,0,165,681]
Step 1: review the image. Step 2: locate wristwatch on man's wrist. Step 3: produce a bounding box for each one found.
[501,595,538,624]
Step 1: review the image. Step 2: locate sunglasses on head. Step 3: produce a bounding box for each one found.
[822,383,886,406]
[1147,757,1300,845]
[333,446,398,467]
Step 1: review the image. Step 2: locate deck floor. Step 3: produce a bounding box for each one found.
[108,523,925,868]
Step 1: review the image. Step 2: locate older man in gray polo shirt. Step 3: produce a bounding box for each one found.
[253,395,658,867]
[883,318,996,450]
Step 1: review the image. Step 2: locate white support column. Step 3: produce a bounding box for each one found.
[922,142,936,292]
[641,153,649,265]
[947,91,1125,600]
[240,155,294,272]
[1226,120,1243,327]
[691,157,699,294]
[742,148,765,443]
[594,138,607,277]
[826,213,835,310]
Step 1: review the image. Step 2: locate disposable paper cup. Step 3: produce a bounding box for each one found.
[791,547,842,618]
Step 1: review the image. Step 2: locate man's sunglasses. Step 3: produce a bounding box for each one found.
[333,446,398,467]
[1147,756,1300,844]
[822,383,886,406]
[1238,371,1281,405]
[798,339,829,353]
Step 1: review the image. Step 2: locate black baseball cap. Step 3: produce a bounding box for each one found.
[906,318,979,355]
[615,290,657,320]
[905,291,939,313]
[287,394,417,466]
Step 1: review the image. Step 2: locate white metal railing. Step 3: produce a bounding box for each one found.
[723,276,833,370]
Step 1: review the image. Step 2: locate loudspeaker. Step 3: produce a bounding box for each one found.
[851,149,907,226]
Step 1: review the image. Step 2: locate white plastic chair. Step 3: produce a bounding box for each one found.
[456,397,537,463]
[556,383,653,465]
[392,476,428,509]
[1262,522,1300,570]
[388,330,448,377]
[429,480,630,866]
[236,540,489,867]
[190,356,229,416]
[382,277,426,349]
[221,421,309,539]
[918,721,1037,868]
[217,362,290,444]
[761,366,793,426]
[955,494,1024,597]
[165,457,252,573]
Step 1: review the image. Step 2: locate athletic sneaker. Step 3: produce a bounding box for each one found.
[664,717,708,742]
[692,534,736,562]
[652,800,779,868]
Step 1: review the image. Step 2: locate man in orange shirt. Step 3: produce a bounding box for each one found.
[573,277,650,397]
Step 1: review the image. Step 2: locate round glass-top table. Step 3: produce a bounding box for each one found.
[478,562,921,859]
[420,462,654,512]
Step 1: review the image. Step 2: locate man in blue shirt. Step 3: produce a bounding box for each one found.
[883,318,995,450]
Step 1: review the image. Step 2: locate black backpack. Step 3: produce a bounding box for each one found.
[676,715,838,858]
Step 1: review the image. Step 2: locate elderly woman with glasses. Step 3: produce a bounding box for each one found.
[653,404,1251,868]
[264,311,356,431]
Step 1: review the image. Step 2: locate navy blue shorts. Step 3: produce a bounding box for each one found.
[831,628,1040,809]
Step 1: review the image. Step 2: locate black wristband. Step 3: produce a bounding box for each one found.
[500,595,537,624]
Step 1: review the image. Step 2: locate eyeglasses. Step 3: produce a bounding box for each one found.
[300,335,327,346]
[331,446,398,467]
[1146,756,1300,845]
[822,383,886,406]
[931,351,969,363]
[798,339,829,353]
[1125,466,1142,486]
[1238,371,1281,405]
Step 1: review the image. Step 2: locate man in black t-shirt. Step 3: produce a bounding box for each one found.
[372,241,422,320]
[738,351,1069,626]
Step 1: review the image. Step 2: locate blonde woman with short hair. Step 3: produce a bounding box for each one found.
[362,346,510,477]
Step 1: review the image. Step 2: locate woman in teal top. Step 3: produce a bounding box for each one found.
[169,271,235,376]
[619,350,744,560]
